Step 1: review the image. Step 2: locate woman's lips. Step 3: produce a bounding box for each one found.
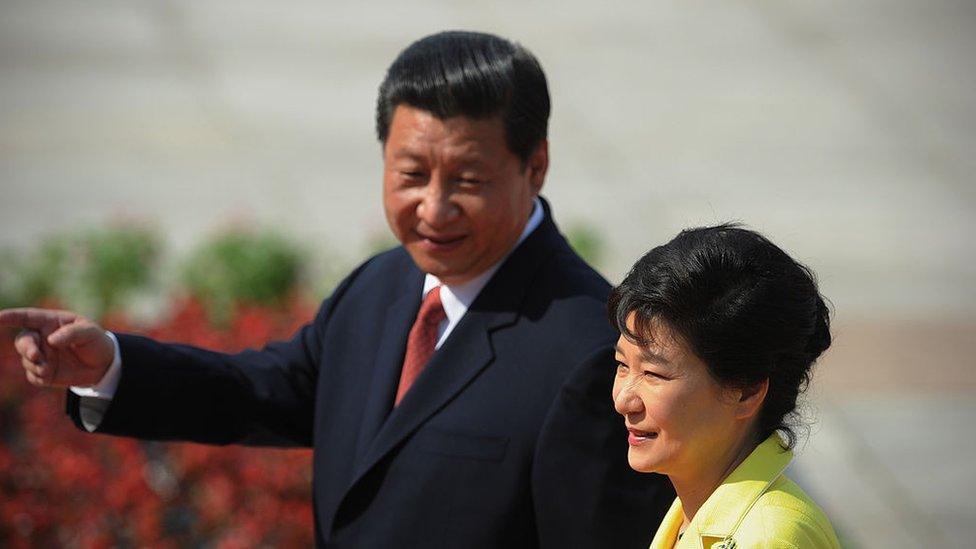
[627,428,658,446]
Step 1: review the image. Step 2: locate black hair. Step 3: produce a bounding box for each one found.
[608,224,831,449]
[375,30,550,164]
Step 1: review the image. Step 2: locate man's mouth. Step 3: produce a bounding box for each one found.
[416,231,466,251]
[423,235,465,245]
[627,428,658,446]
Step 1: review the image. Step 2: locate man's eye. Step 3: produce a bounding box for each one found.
[643,370,667,380]
[615,361,629,374]
[402,171,426,179]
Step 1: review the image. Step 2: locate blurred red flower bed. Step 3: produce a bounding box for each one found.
[0,297,317,548]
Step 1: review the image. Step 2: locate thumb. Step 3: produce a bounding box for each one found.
[47,321,115,376]
[48,321,98,345]
[41,321,114,387]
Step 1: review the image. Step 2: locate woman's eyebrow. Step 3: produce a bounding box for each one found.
[640,349,671,365]
[614,345,671,365]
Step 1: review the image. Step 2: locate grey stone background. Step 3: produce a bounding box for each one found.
[1,1,974,547]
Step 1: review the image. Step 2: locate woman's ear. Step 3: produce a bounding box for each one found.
[733,378,769,420]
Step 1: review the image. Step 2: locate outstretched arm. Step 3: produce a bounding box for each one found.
[1,304,325,447]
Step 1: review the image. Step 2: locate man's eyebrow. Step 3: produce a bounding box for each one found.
[389,149,425,161]
[387,150,487,168]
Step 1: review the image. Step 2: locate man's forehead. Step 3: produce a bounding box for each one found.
[389,105,504,131]
[384,105,508,159]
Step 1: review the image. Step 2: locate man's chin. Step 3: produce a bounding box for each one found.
[405,250,463,280]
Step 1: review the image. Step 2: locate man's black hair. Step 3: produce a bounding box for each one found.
[376,30,550,164]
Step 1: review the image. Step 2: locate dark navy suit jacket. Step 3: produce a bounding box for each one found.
[68,201,674,547]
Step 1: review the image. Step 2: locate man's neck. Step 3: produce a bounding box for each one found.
[424,197,544,294]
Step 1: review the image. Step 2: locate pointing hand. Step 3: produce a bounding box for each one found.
[0,308,115,388]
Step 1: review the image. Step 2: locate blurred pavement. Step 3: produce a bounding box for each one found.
[793,319,976,547]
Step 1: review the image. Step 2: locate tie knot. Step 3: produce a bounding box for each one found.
[418,286,447,326]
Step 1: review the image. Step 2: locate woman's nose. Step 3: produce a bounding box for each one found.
[613,379,644,415]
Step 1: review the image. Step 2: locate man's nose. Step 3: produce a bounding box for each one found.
[613,379,643,416]
[417,178,459,228]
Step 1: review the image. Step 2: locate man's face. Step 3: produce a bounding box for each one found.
[382,105,548,285]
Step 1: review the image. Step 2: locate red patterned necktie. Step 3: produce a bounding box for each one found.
[394,286,447,406]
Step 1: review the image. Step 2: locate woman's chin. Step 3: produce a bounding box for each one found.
[627,451,663,474]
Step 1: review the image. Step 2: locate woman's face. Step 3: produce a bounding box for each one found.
[612,314,744,477]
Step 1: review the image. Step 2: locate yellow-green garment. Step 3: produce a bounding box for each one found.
[649,434,840,549]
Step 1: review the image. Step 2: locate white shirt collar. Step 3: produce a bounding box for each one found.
[423,197,544,347]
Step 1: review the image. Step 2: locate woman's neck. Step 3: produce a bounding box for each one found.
[671,436,759,531]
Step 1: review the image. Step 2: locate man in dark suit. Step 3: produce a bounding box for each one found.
[1,31,673,547]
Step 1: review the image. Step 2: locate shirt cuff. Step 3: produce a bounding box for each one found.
[68,332,122,432]
[69,331,122,399]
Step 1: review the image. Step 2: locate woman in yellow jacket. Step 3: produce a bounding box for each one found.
[609,224,840,549]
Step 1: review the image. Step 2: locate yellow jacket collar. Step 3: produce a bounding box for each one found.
[651,433,793,549]
[694,433,792,539]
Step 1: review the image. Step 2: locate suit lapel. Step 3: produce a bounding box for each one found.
[352,267,424,464]
[348,200,569,487]
[352,310,496,478]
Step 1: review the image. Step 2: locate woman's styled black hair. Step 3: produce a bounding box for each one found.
[608,224,832,448]
[375,30,550,164]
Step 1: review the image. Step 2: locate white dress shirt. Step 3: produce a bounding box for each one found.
[71,198,544,430]
[424,197,543,349]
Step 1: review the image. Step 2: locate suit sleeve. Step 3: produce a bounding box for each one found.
[65,261,368,448]
[531,346,676,549]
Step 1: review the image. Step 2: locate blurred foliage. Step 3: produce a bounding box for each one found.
[566,222,606,269]
[1,226,316,545]
[0,227,159,318]
[0,299,316,547]
[182,231,307,325]
[79,227,160,316]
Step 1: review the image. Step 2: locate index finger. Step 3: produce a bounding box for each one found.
[0,308,77,330]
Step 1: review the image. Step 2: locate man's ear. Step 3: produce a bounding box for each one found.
[733,378,769,421]
[526,140,548,196]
